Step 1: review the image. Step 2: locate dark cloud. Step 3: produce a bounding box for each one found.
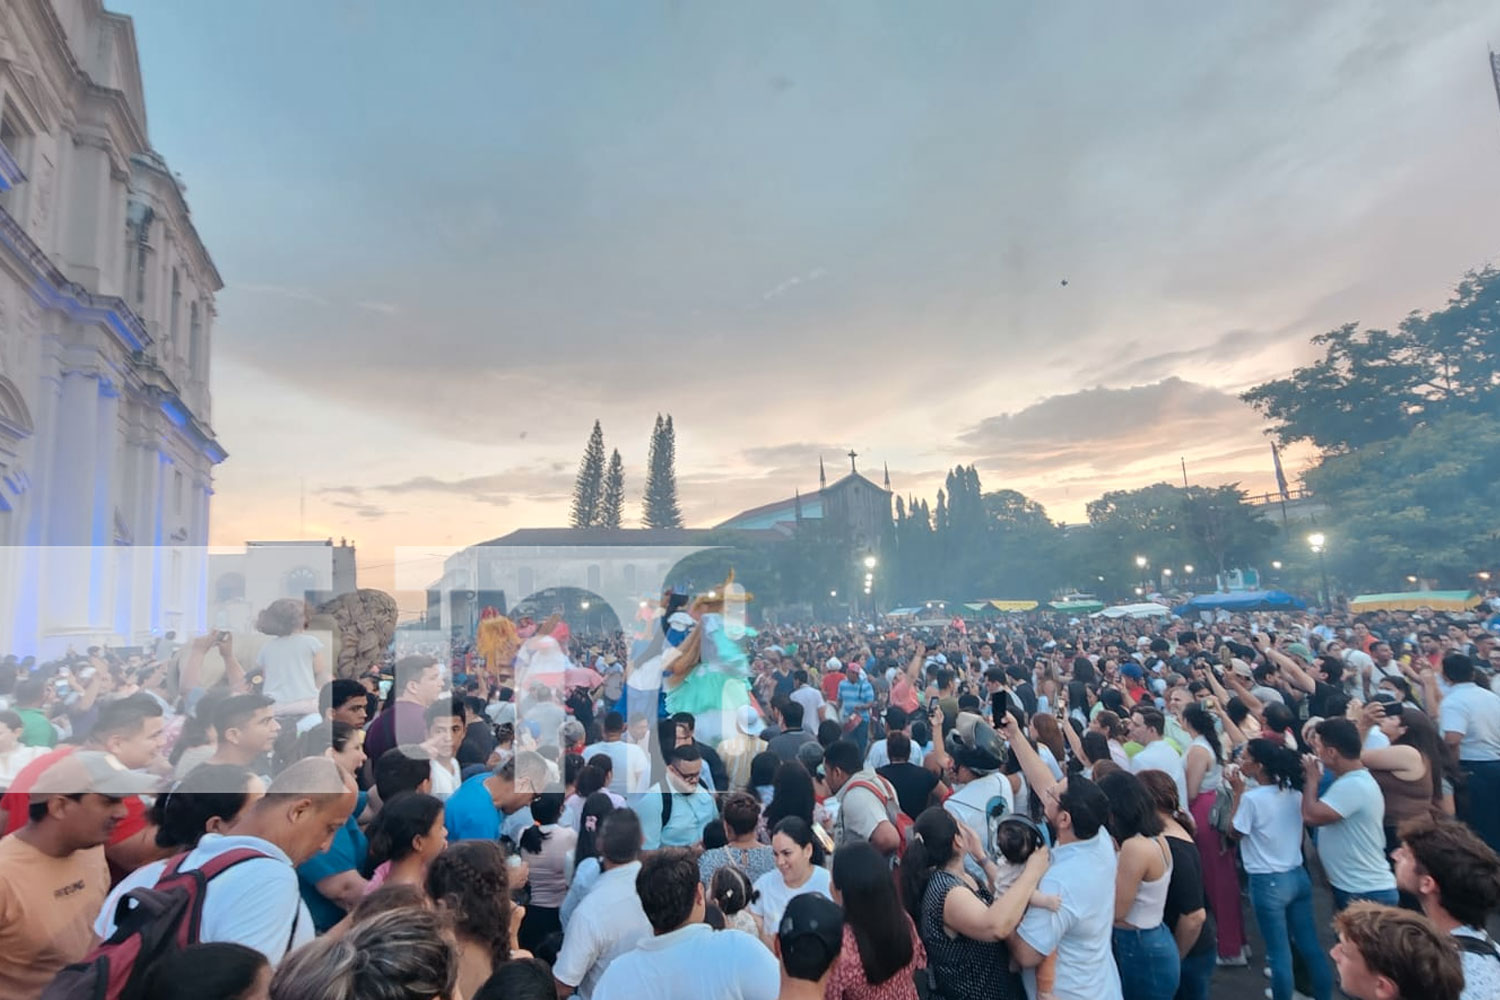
[326,498,390,520]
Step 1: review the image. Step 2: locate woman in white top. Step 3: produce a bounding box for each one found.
[1097,769,1180,1000]
[750,816,833,943]
[1225,739,1334,1000]
[515,791,576,954]
[254,599,329,717]
[1180,703,1246,965]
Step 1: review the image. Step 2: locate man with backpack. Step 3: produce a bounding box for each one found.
[824,739,905,857]
[87,756,356,980]
[1392,814,1500,1000]
[638,743,718,850]
[0,751,156,998]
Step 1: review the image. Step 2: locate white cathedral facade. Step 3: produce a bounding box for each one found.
[0,0,223,656]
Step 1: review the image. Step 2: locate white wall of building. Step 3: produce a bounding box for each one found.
[0,0,224,656]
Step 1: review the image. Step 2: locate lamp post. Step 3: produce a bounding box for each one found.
[1307,532,1329,609]
[1135,555,1148,595]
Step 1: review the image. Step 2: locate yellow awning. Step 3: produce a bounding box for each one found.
[1348,591,1476,613]
[987,600,1038,612]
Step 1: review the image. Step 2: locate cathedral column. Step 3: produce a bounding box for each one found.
[41,368,101,641]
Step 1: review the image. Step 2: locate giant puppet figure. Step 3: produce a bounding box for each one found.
[626,572,754,745]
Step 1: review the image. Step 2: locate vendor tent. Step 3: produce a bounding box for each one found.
[1049,599,1105,613]
[1349,591,1477,613]
[1176,590,1306,614]
[1096,602,1173,619]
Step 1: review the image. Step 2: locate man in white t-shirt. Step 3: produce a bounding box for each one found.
[583,711,651,795]
[1302,718,1397,910]
[788,671,825,735]
[864,706,925,769]
[1128,706,1188,810]
[553,810,651,999]
[95,757,356,965]
[1436,653,1500,854]
[593,847,778,1000]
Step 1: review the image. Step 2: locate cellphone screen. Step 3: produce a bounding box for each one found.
[991,690,1009,722]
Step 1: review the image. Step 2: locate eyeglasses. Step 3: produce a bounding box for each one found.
[671,766,702,785]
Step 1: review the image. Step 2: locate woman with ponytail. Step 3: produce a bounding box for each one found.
[362,791,447,893]
[559,791,618,927]
[1181,703,1245,966]
[515,791,575,953]
[1226,740,1333,1000]
[899,807,1044,1000]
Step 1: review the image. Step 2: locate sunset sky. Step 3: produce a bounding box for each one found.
[120,1,1500,604]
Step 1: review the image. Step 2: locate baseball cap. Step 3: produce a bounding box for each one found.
[1120,662,1145,680]
[778,894,844,980]
[796,741,825,776]
[1285,642,1314,662]
[30,751,159,800]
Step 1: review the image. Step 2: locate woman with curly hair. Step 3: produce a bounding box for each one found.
[426,841,523,999]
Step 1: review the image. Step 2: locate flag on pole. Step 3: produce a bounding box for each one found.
[1271,443,1291,501]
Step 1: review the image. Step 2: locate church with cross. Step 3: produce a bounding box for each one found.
[714,449,894,554]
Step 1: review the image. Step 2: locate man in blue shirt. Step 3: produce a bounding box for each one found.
[445,750,548,842]
[638,743,718,849]
[836,664,876,751]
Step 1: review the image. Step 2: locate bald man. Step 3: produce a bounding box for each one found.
[95,757,357,965]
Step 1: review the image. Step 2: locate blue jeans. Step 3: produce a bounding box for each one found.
[1248,868,1333,1000]
[1175,948,1215,1000]
[1331,886,1399,912]
[1112,924,1181,1000]
[1459,759,1500,855]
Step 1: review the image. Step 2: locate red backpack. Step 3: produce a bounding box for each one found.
[842,775,916,856]
[41,847,285,1000]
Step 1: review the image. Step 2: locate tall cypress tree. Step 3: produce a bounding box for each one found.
[600,449,625,528]
[643,413,684,528]
[570,420,606,528]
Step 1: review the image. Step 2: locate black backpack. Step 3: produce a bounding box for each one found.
[41,848,289,1000]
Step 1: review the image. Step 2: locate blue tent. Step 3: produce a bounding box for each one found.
[1175,590,1306,613]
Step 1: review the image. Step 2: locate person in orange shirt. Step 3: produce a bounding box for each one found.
[0,751,156,999]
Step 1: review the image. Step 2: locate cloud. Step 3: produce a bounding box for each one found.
[327,498,391,520]
[761,268,827,302]
[959,377,1265,481]
[324,462,577,509]
[355,301,399,316]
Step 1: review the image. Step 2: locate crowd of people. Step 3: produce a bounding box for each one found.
[0,591,1498,1000]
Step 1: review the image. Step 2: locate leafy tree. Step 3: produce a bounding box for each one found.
[1243,267,1500,453]
[569,420,606,528]
[1304,412,1500,589]
[643,414,683,528]
[600,449,625,528]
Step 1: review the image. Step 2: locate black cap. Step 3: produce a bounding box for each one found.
[778,894,844,981]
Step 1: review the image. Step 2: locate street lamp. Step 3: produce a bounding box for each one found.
[1162,568,1173,577]
[864,555,878,570]
[1135,555,1148,569]
[1183,564,1194,575]
[830,590,838,598]
[1134,587,1144,596]
[1478,571,1492,583]
[1271,560,1282,570]
[1307,532,1330,609]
